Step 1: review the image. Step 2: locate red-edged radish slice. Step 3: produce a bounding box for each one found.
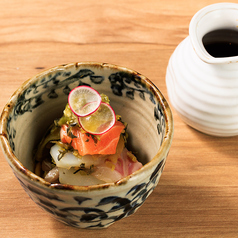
[68,86,101,117]
[78,102,116,135]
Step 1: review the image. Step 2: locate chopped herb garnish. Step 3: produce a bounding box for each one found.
[73,164,94,175]
[66,122,77,132]
[68,131,77,139]
[55,104,78,127]
[57,150,67,161]
[51,141,73,151]
[66,123,78,139]
[86,133,99,144]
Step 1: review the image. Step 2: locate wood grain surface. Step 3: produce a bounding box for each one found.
[1,0,238,237]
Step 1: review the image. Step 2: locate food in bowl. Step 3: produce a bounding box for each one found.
[34,86,143,186]
[0,62,173,229]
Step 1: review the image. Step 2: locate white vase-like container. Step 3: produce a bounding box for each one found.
[166,3,238,137]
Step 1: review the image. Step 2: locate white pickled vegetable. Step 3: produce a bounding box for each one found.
[50,144,104,169]
[58,167,104,186]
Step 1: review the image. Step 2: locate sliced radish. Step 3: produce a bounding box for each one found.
[78,102,116,135]
[68,86,101,117]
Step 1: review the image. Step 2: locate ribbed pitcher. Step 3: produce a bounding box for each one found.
[166,3,238,136]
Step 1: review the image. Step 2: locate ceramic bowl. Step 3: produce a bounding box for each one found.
[0,62,173,229]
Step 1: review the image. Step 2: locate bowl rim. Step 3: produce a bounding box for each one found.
[0,62,174,192]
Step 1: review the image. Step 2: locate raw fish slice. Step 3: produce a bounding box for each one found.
[60,121,125,156]
[92,147,143,183]
[114,148,143,177]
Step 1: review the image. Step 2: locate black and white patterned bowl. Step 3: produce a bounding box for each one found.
[0,62,173,229]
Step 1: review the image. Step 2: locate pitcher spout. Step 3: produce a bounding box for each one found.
[189,3,238,64]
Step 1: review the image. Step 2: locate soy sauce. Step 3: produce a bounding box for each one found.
[202,29,238,58]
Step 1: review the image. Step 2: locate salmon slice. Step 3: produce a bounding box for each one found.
[60,121,125,156]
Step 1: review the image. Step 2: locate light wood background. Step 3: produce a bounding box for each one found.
[1,0,238,237]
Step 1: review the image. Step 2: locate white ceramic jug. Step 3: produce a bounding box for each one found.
[166,3,238,137]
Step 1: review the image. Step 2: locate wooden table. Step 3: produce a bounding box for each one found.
[1,0,238,237]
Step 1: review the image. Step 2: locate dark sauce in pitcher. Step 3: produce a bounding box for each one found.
[202,29,238,57]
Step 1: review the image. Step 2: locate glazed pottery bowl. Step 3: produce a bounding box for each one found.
[0,62,173,229]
